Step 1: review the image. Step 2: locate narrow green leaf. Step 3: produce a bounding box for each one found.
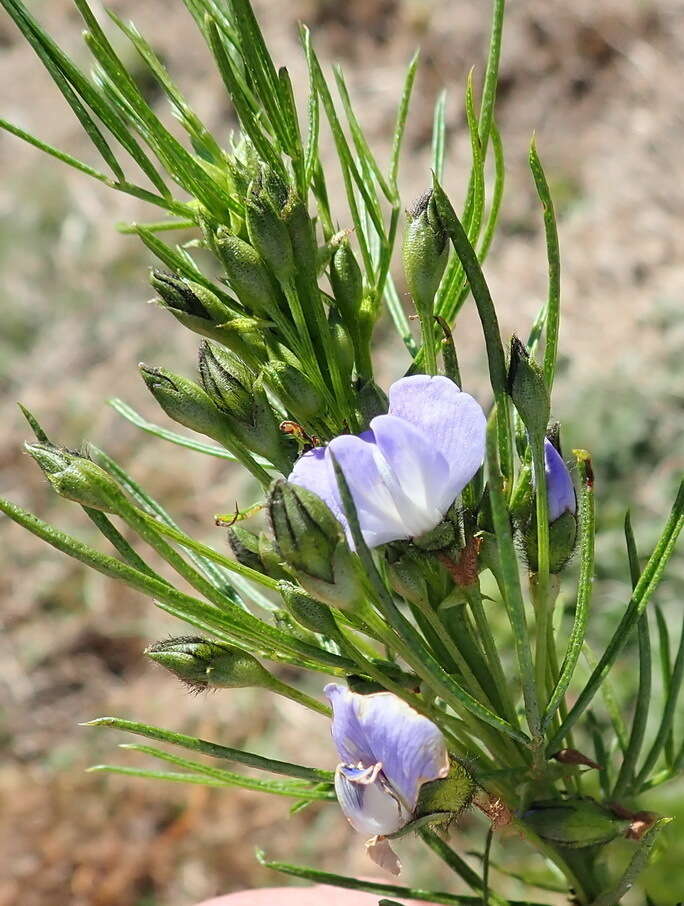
[419,829,488,896]
[636,609,684,787]
[83,717,333,782]
[256,852,547,906]
[547,480,684,752]
[115,743,334,800]
[529,139,560,392]
[0,117,109,182]
[612,512,652,798]
[589,818,671,906]
[109,398,244,463]
[485,417,541,741]
[543,453,595,728]
[389,48,420,192]
[88,765,239,786]
[431,90,447,182]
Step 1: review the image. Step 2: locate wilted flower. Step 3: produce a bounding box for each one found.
[325,683,449,874]
[289,375,486,548]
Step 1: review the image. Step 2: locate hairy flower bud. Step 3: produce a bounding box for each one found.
[507,336,550,438]
[524,438,578,572]
[139,364,228,442]
[402,189,448,314]
[214,227,280,316]
[146,636,272,691]
[261,359,325,423]
[277,581,340,636]
[150,270,265,363]
[415,758,476,825]
[199,343,292,471]
[198,341,254,423]
[245,182,294,285]
[522,798,631,849]
[267,480,364,610]
[330,239,363,330]
[328,307,355,381]
[227,525,289,580]
[25,442,126,513]
[387,552,430,607]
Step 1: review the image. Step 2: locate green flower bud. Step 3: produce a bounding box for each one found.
[402,189,448,315]
[506,336,550,438]
[226,525,262,572]
[150,270,266,363]
[523,509,578,574]
[282,192,318,275]
[214,227,281,317]
[327,307,355,381]
[25,442,126,513]
[416,758,476,824]
[387,552,430,607]
[227,525,289,580]
[413,520,456,552]
[261,359,325,423]
[139,364,227,442]
[198,340,254,423]
[146,636,272,691]
[267,480,364,610]
[257,531,290,579]
[522,798,631,849]
[245,183,294,285]
[355,379,389,431]
[330,239,363,330]
[199,345,292,470]
[277,581,340,637]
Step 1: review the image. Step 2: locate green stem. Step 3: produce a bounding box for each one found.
[530,437,551,715]
[267,676,330,716]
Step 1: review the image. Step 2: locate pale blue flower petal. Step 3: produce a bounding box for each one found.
[334,766,409,836]
[325,684,449,812]
[388,374,486,499]
[288,445,347,528]
[327,432,413,547]
[369,414,450,530]
[544,439,576,522]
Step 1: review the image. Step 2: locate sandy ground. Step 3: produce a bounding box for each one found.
[1,1,683,904]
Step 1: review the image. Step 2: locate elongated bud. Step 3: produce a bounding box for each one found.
[227,526,289,580]
[282,192,318,274]
[262,359,325,423]
[525,438,578,572]
[245,182,294,285]
[146,637,272,691]
[522,799,631,849]
[214,227,281,316]
[198,341,254,423]
[267,480,364,610]
[415,759,476,824]
[26,442,126,513]
[507,336,550,438]
[330,240,363,330]
[277,581,340,637]
[402,190,448,315]
[387,551,430,607]
[328,307,355,380]
[226,525,262,572]
[139,364,227,442]
[150,270,266,363]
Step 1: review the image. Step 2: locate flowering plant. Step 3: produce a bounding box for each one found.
[1,0,682,903]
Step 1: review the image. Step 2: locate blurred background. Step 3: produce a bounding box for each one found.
[1,1,683,904]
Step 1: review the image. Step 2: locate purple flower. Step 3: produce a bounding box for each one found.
[324,683,449,874]
[543,439,577,523]
[289,375,486,548]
